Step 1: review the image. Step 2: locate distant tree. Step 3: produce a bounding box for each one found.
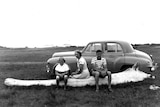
[0,46,6,49]
[151,43,160,46]
[69,46,77,48]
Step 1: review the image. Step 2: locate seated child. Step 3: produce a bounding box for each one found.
[55,57,70,90]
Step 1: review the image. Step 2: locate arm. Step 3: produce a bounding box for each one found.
[103,58,108,71]
[103,63,108,71]
[55,70,69,77]
[91,63,98,71]
[78,64,83,74]
[71,63,83,75]
[52,63,58,75]
[91,57,98,71]
[55,70,61,76]
[71,70,78,75]
[62,70,69,75]
[91,58,101,71]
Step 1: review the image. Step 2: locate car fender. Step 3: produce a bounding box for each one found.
[47,56,77,73]
[123,56,152,71]
[113,57,125,73]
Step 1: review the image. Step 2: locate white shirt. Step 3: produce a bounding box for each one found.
[55,63,70,72]
[77,57,88,71]
[91,57,107,69]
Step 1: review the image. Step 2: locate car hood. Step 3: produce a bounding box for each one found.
[52,51,75,57]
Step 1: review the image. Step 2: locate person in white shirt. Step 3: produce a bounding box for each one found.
[91,50,113,92]
[55,57,70,90]
[71,50,90,79]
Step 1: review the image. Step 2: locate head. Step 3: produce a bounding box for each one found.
[75,50,82,59]
[58,57,65,65]
[96,50,103,59]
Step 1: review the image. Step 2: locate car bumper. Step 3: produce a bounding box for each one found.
[139,61,158,73]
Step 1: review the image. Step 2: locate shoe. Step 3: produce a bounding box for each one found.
[96,87,99,92]
[108,88,113,92]
[64,87,67,91]
[96,89,99,92]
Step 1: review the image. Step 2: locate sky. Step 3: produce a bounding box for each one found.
[0,0,160,48]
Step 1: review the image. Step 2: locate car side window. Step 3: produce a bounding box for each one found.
[105,43,123,53]
[85,43,102,52]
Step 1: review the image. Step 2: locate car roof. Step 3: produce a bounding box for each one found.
[86,40,134,53]
[88,40,127,44]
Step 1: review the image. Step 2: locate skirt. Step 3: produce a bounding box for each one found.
[71,69,90,79]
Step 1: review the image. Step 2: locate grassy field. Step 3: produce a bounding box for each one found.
[0,46,160,107]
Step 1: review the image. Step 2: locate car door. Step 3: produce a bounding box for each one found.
[82,42,103,71]
[103,42,125,72]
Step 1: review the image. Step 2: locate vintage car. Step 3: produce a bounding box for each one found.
[46,41,157,77]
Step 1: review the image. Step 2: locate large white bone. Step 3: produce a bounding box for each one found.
[4,67,152,87]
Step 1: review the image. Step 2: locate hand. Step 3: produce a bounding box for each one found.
[71,69,79,75]
[94,68,101,72]
[71,72,76,75]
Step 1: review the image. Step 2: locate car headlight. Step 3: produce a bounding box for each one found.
[46,64,50,73]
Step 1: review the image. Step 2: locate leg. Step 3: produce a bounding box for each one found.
[106,71,113,92]
[56,75,60,88]
[64,75,68,90]
[101,70,113,92]
[92,71,100,92]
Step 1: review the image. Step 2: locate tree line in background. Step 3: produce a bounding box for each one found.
[0,43,160,49]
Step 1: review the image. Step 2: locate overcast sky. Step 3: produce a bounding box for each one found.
[0,0,160,48]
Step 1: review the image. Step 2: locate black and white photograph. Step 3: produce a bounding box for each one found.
[0,0,160,107]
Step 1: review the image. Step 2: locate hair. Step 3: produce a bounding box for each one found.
[59,57,66,63]
[96,50,102,53]
[75,50,82,57]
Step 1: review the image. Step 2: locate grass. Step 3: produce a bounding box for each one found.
[0,46,160,107]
